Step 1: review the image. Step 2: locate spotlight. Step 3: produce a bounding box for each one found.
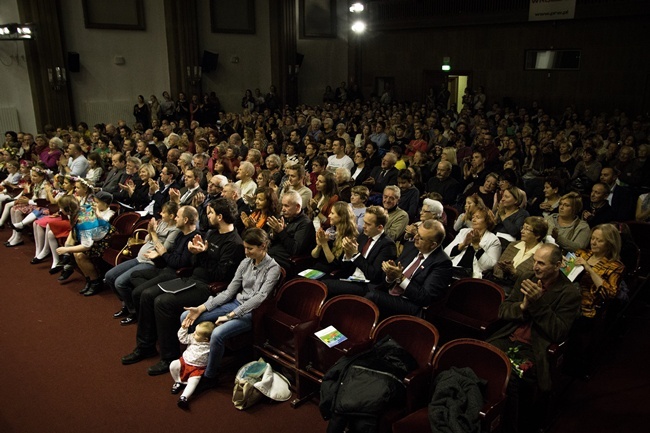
[351,20,366,34]
[349,3,365,13]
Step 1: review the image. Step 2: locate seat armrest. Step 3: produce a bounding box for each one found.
[403,365,433,411]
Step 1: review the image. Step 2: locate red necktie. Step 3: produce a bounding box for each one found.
[390,253,424,296]
[361,238,373,256]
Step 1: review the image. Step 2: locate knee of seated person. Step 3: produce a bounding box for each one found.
[153,293,177,314]
[73,252,85,261]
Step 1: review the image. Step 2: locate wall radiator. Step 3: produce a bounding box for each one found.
[81,101,132,128]
[0,107,20,132]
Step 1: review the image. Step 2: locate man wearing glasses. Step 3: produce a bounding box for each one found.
[368,219,452,317]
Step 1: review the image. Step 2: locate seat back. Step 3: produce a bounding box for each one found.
[132,217,152,232]
[111,211,141,235]
[318,295,380,341]
[432,338,510,405]
[276,278,327,322]
[445,278,505,323]
[443,205,459,234]
[372,315,439,369]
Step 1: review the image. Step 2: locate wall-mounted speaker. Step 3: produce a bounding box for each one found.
[202,51,218,73]
[68,52,80,73]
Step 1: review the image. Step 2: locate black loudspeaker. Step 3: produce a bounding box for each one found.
[296,53,304,67]
[202,51,218,72]
[68,52,80,73]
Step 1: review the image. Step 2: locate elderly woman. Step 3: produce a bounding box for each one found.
[404,198,444,242]
[335,167,353,203]
[235,161,257,206]
[492,216,548,287]
[544,192,590,252]
[180,228,281,404]
[574,224,625,319]
[444,206,501,278]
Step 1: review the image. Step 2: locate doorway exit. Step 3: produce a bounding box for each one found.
[422,70,471,112]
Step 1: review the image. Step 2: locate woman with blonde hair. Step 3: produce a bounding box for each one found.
[311,201,358,274]
[544,191,590,252]
[574,223,624,319]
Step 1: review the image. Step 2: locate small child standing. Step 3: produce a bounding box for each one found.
[171,321,216,409]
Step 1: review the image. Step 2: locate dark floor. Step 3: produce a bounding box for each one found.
[0,233,648,433]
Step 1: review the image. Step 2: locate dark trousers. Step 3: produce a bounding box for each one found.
[364,287,420,318]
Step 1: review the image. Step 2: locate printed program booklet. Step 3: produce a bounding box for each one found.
[298,269,326,280]
[315,325,348,348]
[561,252,584,282]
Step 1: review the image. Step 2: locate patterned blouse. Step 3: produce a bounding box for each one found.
[575,249,625,319]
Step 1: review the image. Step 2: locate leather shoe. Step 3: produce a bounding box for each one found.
[5,241,24,247]
[177,396,189,410]
[58,266,74,282]
[83,280,104,296]
[49,265,63,275]
[121,348,158,365]
[113,307,129,319]
[120,316,137,326]
[147,359,171,376]
[171,382,186,395]
[31,256,48,264]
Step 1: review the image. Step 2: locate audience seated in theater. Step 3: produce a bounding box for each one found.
[599,166,636,222]
[351,149,372,186]
[311,201,358,275]
[119,205,198,361]
[381,185,409,241]
[279,163,312,210]
[221,182,251,234]
[334,167,353,203]
[309,171,338,231]
[121,200,243,377]
[488,244,581,433]
[235,161,257,207]
[240,186,279,234]
[179,227,281,402]
[492,216,548,290]
[494,187,530,245]
[463,172,499,210]
[323,205,396,297]
[266,190,316,274]
[574,223,625,320]
[369,219,451,317]
[363,152,398,196]
[396,169,420,223]
[404,198,444,243]
[544,192,590,253]
[453,193,485,232]
[349,185,368,233]
[105,201,181,325]
[582,183,614,227]
[4,166,51,247]
[54,194,115,295]
[528,176,562,218]
[493,169,527,214]
[444,205,501,278]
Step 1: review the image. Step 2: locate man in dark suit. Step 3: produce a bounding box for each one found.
[366,219,452,317]
[363,152,399,195]
[426,160,461,206]
[170,167,204,206]
[324,206,397,297]
[98,152,127,195]
[149,162,181,217]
